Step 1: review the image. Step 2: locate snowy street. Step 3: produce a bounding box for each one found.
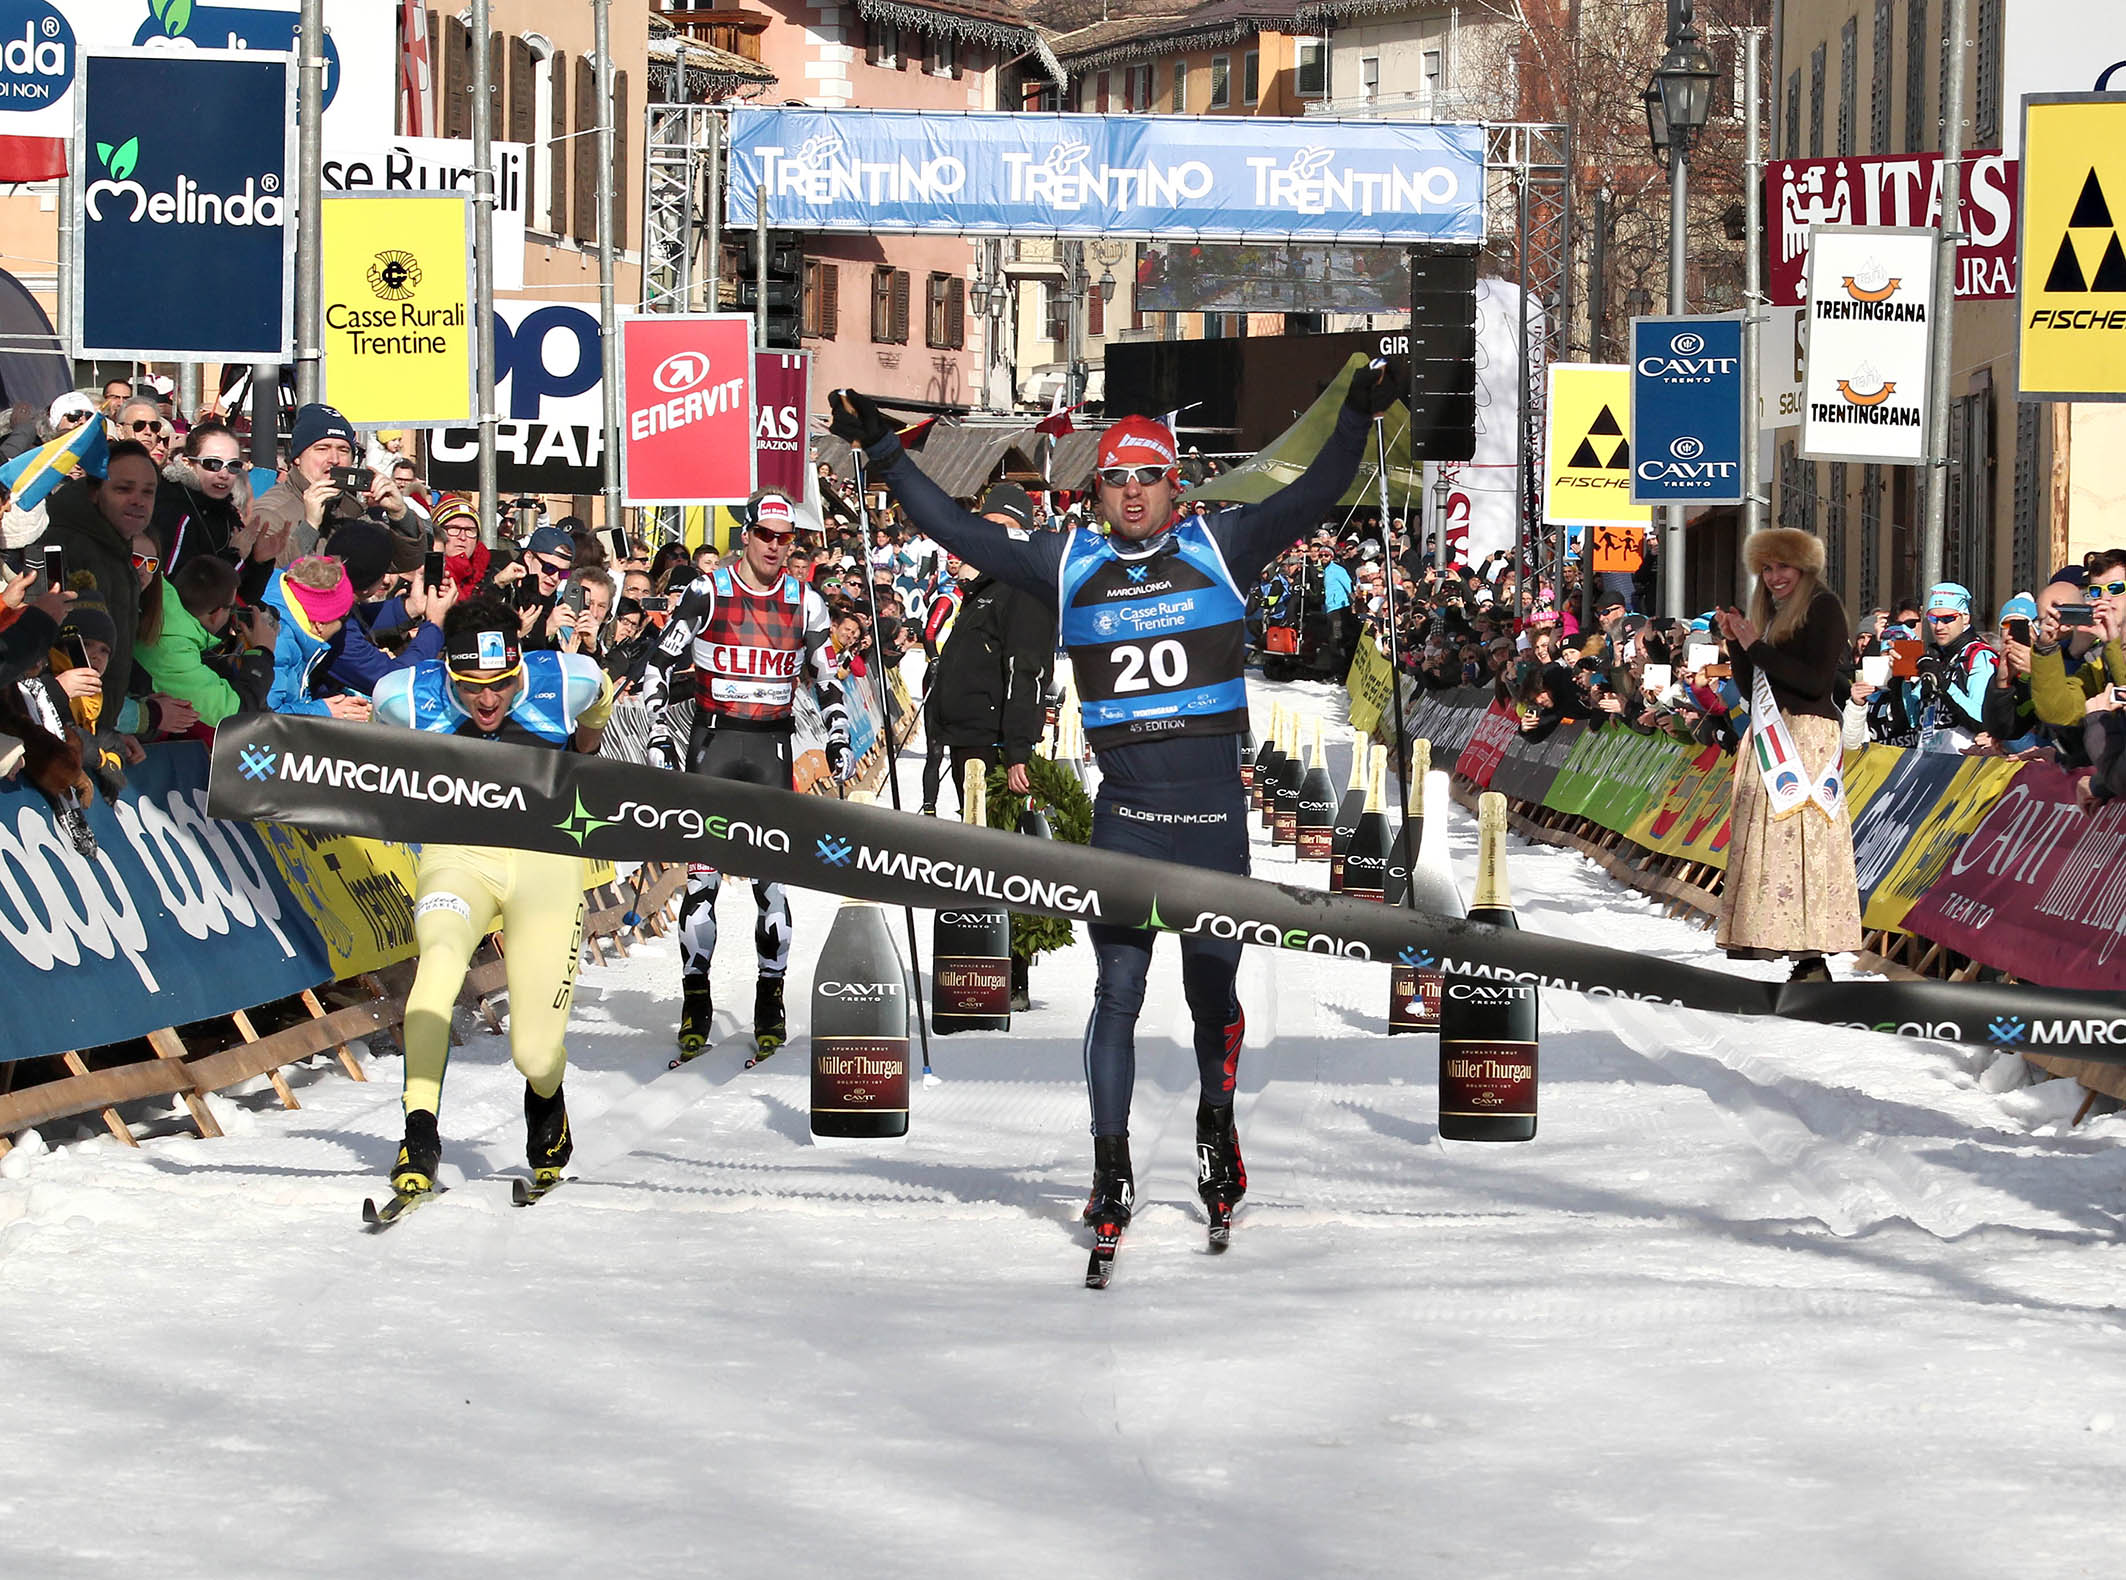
[6,682,2125,1579]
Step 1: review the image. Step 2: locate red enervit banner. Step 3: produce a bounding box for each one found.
[620,313,755,505]
[1901,761,2126,990]
[753,349,810,505]
[1766,151,2019,306]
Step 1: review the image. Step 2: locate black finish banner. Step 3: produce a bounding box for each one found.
[207,715,2126,1059]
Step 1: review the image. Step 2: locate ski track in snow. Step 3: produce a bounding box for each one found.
[6,677,2126,1578]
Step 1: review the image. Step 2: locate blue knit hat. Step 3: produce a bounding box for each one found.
[1998,592,2039,625]
[289,402,357,460]
[1925,581,1973,614]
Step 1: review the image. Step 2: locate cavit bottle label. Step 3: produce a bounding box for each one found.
[1439,1041,1537,1118]
[933,955,1011,1016]
[1387,964,1443,1033]
[811,1037,910,1116]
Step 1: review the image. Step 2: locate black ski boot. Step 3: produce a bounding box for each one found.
[391,1107,442,1195]
[676,976,714,1060]
[754,975,788,1058]
[1196,1099,1246,1250]
[1082,1134,1135,1228]
[525,1080,572,1182]
[1010,954,1031,1014]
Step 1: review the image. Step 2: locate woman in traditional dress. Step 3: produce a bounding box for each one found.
[1714,528,1863,982]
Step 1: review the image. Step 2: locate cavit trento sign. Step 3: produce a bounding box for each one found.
[1629,317,1746,506]
[725,108,1486,244]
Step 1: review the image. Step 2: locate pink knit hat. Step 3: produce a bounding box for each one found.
[283,556,356,625]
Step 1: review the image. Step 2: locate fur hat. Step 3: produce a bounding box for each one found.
[1743,527,1826,577]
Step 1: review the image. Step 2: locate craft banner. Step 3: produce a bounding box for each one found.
[74,48,295,361]
[1766,152,2020,305]
[319,191,473,427]
[1495,720,1582,808]
[1543,364,1652,528]
[1860,755,2024,933]
[2016,95,2126,402]
[1540,725,1621,818]
[1800,225,1940,463]
[1840,743,1907,822]
[0,744,331,1062]
[1629,315,1747,505]
[1902,762,2126,991]
[1850,748,1967,923]
[204,714,2126,1056]
[1584,734,1690,835]
[252,823,419,980]
[725,108,1487,244]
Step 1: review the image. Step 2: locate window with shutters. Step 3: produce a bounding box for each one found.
[872,268,909,343]
[1296,38,1327,98]
[1088,283,1104,338]
[443,17,472,140]
[1243,51,1259,107]
[488,32,504,142]
[611,69,629,247]
[572,55,596,245]
[1871,0,1893,153]
[1801,459,1820,538]
[926,273,967,349]
[1860,464,1883,607]
[1096,71,1110,112]
[1210,55,1231,110]
[521,37,555,236]
[547,46,567,237]
[1043,281,1066,342]
[1838,20,1857,155]
[1905,0,1928,153]
[866,20,902,70]
[1784,70,1800,158]
[1809,44,1826,157]
[1171,61,1186,112]
[2011,402,2039,596]
[508,38,534,148]
[1778,441,1799,528]
[1975,0,2003,147]
[927,34,955,78]
[805,260,839,339]
[1826,462,1849,597]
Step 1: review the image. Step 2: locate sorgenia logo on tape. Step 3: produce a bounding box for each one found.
[611,800,790,850]
[272,751,526,811]
[84,133,286,228]
[853,845,1101,916]
[1179,910,1370,958]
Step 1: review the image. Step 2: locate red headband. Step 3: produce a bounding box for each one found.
[1096,416,1177,475]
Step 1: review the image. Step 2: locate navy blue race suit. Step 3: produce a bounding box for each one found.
[862,406,1370,1136]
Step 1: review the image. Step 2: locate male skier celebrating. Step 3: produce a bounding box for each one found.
[370,598,615,1215]
[829,363,1396,1276]
[640,490,852,1060]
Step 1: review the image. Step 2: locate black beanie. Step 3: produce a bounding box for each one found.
[58,573,117,649]
[327,522,396,594]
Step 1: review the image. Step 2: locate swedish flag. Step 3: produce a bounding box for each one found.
[1,420,109,512]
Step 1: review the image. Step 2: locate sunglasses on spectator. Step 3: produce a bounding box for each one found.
[2088,579,2126,599]
[1925,612,1962,623]
[534,555,571,577]
[1097,465,1170,488]
[193,456,237,473]
[131,551,161,575]
[128,418,168,435]
[750,526,795,544]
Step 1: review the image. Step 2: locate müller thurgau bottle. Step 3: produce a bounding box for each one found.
[931,761,1011,1033]
[1340,745,1391,902]
[1271,713,1305,847]
[1296,717,1336,861]
[1328,724,1369,893]
[812,797,912,1140]
[1253,703,1284,820]
[1436,792,1537,1142]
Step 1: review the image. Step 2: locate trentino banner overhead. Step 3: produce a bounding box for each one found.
[72,47,295,361]
[1799,225,1939,464]
[724,108,1488,243]
[1629,315,1745,506]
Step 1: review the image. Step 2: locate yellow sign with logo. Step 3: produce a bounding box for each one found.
[2018,95,2126,400]
[320,193,474,426]
[1345,633,1395,737]
[1543,364,1653,528]
[1862,756,2022,933]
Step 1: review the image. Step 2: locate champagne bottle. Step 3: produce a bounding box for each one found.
[1327,724,1369,893]
[1381,738,1430,907]
[812,900,912,1140]
[932,760,1011,1032]
[1389,762,1462,1035]
[1253,703,1284,819]
[1296,717,1337,861]
[1437,793,1537,1142]
[1339,744,1392,902]
[1238,721,1258,794]
[1271,712,1305,847]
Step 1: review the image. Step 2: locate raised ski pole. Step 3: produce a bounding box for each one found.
[850,447,937,1079]
[1372,404,1418,903]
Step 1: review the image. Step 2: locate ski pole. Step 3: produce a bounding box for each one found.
[1372,410,1418,905]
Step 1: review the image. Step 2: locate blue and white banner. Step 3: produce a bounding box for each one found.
[1629,314,1746,506]
[0,744,332,1062]
[72,47,296,361]
[726,109,1487,244]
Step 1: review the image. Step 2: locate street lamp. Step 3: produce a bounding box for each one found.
[1646,4,1718,619]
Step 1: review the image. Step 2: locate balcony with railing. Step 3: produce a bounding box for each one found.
[658,7,769,63]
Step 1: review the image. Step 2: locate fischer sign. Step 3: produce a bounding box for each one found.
[619,313,755,505]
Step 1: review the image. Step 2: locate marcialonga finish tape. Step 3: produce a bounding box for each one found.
[207,714,2126,1060]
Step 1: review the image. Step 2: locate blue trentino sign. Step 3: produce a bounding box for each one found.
[725,108,1487,245]
[1629,315,1746,506]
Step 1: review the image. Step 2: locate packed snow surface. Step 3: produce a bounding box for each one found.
[6,680,2126,1577]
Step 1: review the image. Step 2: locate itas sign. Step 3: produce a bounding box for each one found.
[73,47,294,360]
[1800,226,1939,465]
[1628,315,1745,506]
[1768,152,2018,305]
[620,314,754,506]
[753,349,809,506]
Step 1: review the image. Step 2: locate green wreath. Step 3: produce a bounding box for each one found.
[984,754,1093,963]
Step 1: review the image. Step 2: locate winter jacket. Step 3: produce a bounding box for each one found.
[261,568,336,717]
[924,572,1052,764]
[2030,637,2126,730]
[323,595,444,697]
[38,476,141,716]
[131,581,249,727]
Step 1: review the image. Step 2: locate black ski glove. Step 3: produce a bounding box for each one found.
[828,388,895,449]
[1344,358,1404,418]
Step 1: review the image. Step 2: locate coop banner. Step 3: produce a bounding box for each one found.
[73,47,295,361]
[725,108,1487,244]
[206,714,2126,1057]
[0,743,331,1063]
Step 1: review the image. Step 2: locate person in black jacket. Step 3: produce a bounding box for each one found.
[923,483,1054,812]
[150,421,279,603]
